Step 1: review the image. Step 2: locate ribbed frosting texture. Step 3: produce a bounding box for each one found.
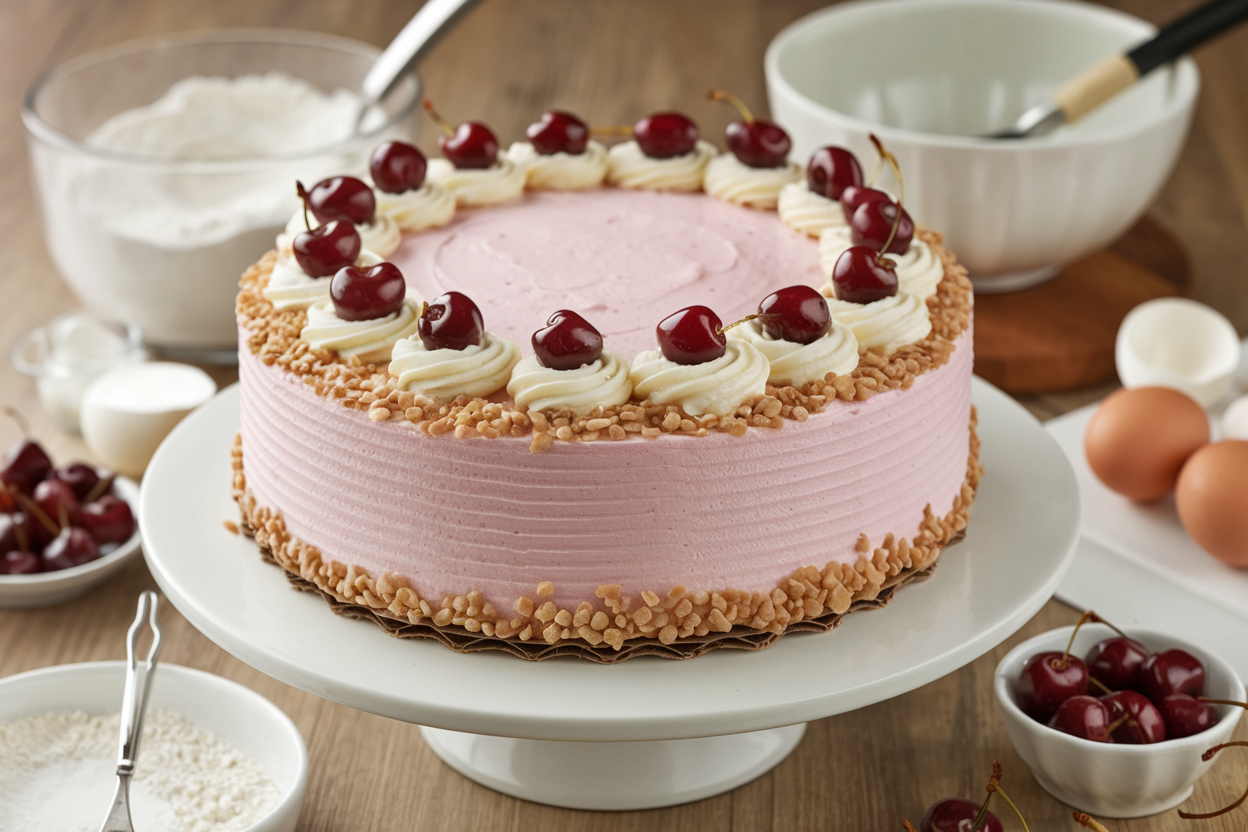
[506,140,609,190]
[507,350,633,414]
[702,154,802,209]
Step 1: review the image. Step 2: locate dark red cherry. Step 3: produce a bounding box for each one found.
[1085,637,1151,692]
[633,112,698,159]
[533,310,603,370]
[839,184,891,216]
[52,463,100,501]
[441,123,499,169]
[656,306,726,365]
[293,221,361,278]
[1140,649,1205,702]
[1017,651,1089,722]
[527,111,589,156]
[1159,693,1218,738]
[1,510,51,553]
[758,285,830,344]
[33,478,80,529]
[805,147,863,200]
[418,292,485,351]
[370,141,428,194]
[709,90,790,168]
[850,198,914,255]
[918,798,1003,832]
[301,177,375,226]
[42,527,100,571]
[330,262,406,323]
[1,439,53,495]
[1,550,41,575]
[1102,690,1167,744]
[1048,695,1113,742]
[831,246,899,305]
[80,495,135,545]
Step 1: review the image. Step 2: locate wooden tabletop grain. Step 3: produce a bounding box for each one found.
[1,1,1246,830]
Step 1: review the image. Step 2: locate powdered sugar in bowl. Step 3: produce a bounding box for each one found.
[22,29,420,360]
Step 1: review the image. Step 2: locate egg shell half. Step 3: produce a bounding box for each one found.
[1176,440,1248,568]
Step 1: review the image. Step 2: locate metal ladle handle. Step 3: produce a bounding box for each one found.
[360,0,484,109]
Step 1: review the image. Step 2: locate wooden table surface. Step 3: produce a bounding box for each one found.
[2,1,1246,829]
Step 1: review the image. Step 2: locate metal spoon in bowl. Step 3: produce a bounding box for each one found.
[97,591,164,832]
[987,0,1248,139]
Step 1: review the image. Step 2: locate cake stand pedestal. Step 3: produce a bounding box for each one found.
[139,379,1079,810]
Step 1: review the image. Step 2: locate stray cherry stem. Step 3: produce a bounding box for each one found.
[1179,742,1248,819]
[988,783,1030,832]
[707,89,755,124]
[422,99,456,137]
[1073,811,1110,832]
[902,821,920,832]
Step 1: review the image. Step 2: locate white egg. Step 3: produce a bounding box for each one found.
[1222,395,1248,441]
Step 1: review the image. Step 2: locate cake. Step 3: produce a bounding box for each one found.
[233,108,979,662]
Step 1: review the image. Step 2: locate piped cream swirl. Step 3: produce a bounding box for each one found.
[819,226,944,300]
[777,182,848,237]
[374,182,456,232]
[606,140,717,192]
[821,292,932,354]
[506,350,633,415]
[300,295,422,364]
[629,340,769,417]
[280,212,401,259]
[263,249,383,311]
[506,140,609,190]
[728,319,859,387]
[702,154,802,209]
[389,331,521,401]
[426,157,527,207]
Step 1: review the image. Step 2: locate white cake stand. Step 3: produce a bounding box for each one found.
[140,378,1078,810]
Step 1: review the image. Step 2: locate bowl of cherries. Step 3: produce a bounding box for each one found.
[995,612,1244,819]
[0,433,140,609]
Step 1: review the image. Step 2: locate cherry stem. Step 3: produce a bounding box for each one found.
[868,134,905,263]
[987,783,1030,832]
[716,313,761,336]
[13,521,28,553]
[1088,677,1114,696]
[83,476,110,504]
[13,491,58,537]
[1060,610,1103,667]
[1073,812,1110,832]
[707,89,754,124]
[1108,710,1134,735]
[1179,742,1248,819]
[295,181,313,232]
[968,761,1002,832]
[3,406,29,438]
[590,125,634,137]
[902,821,920,832]
[423,99,455,137]
[1199,698,1248,710]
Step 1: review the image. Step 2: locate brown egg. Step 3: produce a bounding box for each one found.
[1084,386,1209,501]
[1176,441,1248,567]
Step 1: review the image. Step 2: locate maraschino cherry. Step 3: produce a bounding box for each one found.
[527,111,589,156]
[656,306,726,365]
[424,99,499,169]
[632,112,699,159]
[418,292,485,351]
[1048,695,1113,742]
[805,146,863,201]
[297,177,375,226]
[905,761,1029,832]
[533,310,603,370]
[707,89,790,168]
[757,285,830,344]
[330,262,406,322]
[370,140,428,194]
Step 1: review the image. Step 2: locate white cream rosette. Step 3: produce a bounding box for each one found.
[605,139,717,192]
[506,140,609,190]
[425,157,527,207]
[629,340,769,417]
[280,211,401,259]
[728,319,859,387]
[263,249,384,311]
[777,182,848,237]
[819,226,944,300]
[702,153,802,210]
[822,292,932,354]
[300,294,422,364]
[373,182,456,232]
[506,350,633,415]
[388,331,521,401]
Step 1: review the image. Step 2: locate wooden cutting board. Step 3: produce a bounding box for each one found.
[972,216,1188,393]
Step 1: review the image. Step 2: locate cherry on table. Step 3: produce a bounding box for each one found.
[294,220,361,278]
[831,246,899,305]
[424,99,499,169]
[1102,690,1167,744]
[805,146,863,201]
[656,306,727,365]
[1085,636,1151,692]
[42,527,100,571]
[1,438,53,495]
[1160,693,1218,739]
[1,550,41,575]
[298,177,376,226]
[757,285,830,344]
[330,263,406,323]
[633,112,699,159]
[850,198,914,255]
[80,495,135,546]
[918,798,1003,832]
[708,90,790,168]
[418,292,485,352]
[33,478,80,529]
[527,111,589,156]
[1048,694,1113,742]
[533,310,603,370]
[370,140,428,194]
[1140,649,1205,702]
[52,463,100,501]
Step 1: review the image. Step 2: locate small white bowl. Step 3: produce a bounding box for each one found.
[765,0,1199,291]
[0,476,141,610]
[995,626,1244,818]
[0,661,307,832]
[1115,298,1241,408]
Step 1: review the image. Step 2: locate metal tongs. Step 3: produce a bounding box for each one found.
[97,592,164,832]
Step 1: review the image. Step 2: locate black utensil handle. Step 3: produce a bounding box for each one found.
[1127,0,1248,76]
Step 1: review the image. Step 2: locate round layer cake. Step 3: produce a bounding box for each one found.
[235,145,978,662]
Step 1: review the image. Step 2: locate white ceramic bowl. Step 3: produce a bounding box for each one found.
[0,661,307,832]
[0,476,141,610]
[1115,298,1242,408]
[995,626,1244,818]
[766,0,1199,291]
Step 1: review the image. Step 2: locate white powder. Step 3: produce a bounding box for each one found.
[0,709,282,832]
